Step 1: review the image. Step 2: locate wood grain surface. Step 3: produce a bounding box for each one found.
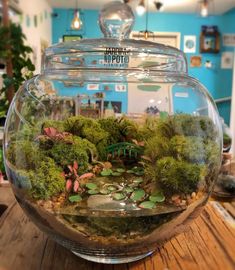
[0,185,235,270]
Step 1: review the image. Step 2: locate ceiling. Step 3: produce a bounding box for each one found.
[47,0,235,15]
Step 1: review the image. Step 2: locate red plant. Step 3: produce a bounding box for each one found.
[64,161,94,193]
[37,127,73,144]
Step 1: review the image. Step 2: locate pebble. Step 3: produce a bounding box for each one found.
[191,192,196,199]
[180,200,187,206]
[174,198,181,206]
[171,194,180,201]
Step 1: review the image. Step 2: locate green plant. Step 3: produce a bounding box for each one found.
[0,23,35,117]
[0,147,5,174]
[156,157,205,194]
[30,158,65,200]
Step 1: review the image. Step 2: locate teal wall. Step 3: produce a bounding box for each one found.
[52,8,235,124]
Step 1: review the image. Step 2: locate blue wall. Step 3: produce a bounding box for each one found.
[52,8,235,124]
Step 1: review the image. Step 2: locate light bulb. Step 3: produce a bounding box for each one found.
[136,0,146,16]
[71,11,82,29]
[201,2,208,17]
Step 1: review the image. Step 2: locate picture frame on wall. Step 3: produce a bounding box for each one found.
[190,56,202,67]
[184,35,196,53]
[63,35,82,42]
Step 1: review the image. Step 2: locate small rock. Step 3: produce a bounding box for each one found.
[103,162,112,169]
[174,198,181,206]
[171,194,180,201]
[191,192,196,199]
[180,200,186,206]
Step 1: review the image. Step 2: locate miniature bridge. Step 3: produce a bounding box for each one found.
[106,142,144,159]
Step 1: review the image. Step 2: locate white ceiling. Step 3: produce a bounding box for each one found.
[47,0,235,15]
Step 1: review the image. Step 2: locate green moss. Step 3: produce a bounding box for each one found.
[7,140,42,170]
[49,141,89,174]
[98,117,121,144]
[156,157,205,194]
[223,133,232,146]
[144,135,170,163]
[170,135,205,163]
[42,120,65,132]
[30,158,65,200]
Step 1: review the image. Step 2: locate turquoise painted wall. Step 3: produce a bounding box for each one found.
[52,8,235,124]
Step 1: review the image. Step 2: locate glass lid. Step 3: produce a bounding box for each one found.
[43,1,187,73]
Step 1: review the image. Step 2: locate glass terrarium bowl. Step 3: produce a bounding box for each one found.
[3,2,222,264]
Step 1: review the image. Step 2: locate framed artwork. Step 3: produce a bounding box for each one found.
[184,36,196,53]
[223,34,235,47]
[63,35,82,42]
[221,52,234,69]
[190,56,202,67]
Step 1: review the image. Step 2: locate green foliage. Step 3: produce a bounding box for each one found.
[30,158,65,200]
[117,116,139,141]
[98,117,121,144]
[64,116,108,159]
[7,140,42,170]
[156,157,205,194]
[223,133,232,146]
[42,120,65,132]
[65,115,108,144]
[0,23,35,116]
[49,140,89,174]
[144,135,170,163]
[170,135,205,163]
[172,114,217,140]
[0,147,5,174]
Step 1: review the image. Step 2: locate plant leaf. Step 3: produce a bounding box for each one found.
[87,189,99,195]
[112,172,121,176]
[86,183,97,190]
[139,201,156,209]
[116,168,125,173]
[101,168,113,176]
[112,192,126,200]
[130,189,145,202]
[149,191,165,203]
[69,194,82,202]
[122,187,134,193]
[133,177,143,184]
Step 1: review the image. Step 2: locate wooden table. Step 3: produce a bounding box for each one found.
[0,185,235,270]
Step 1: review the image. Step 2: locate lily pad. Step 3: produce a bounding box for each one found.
[133,177,143,184]
[130,189,145,202]
[112,192,126,200]
[101,169,113,176]
[123,187,134,193]
[139,201,156,209]
[87,189,99,195]
[69,194,82,203]
[107,185,118,192]
[112,172,122,176]
[149,191,165,203]
[116,168,126,173]
[86,183,98,190]
[99,188,110,195]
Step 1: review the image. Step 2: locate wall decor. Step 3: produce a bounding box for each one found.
[87,84,99,90]
[190,56,202,67]
[184,35,196,53]
[115,84,127,92]
[221,52,234,69]
[223,34,235,47]
[63,35,82,42]
[200,26,220,53]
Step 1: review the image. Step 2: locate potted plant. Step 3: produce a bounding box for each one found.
[0,22,35,126]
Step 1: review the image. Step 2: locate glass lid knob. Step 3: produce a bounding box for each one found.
[99,1,134,39]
